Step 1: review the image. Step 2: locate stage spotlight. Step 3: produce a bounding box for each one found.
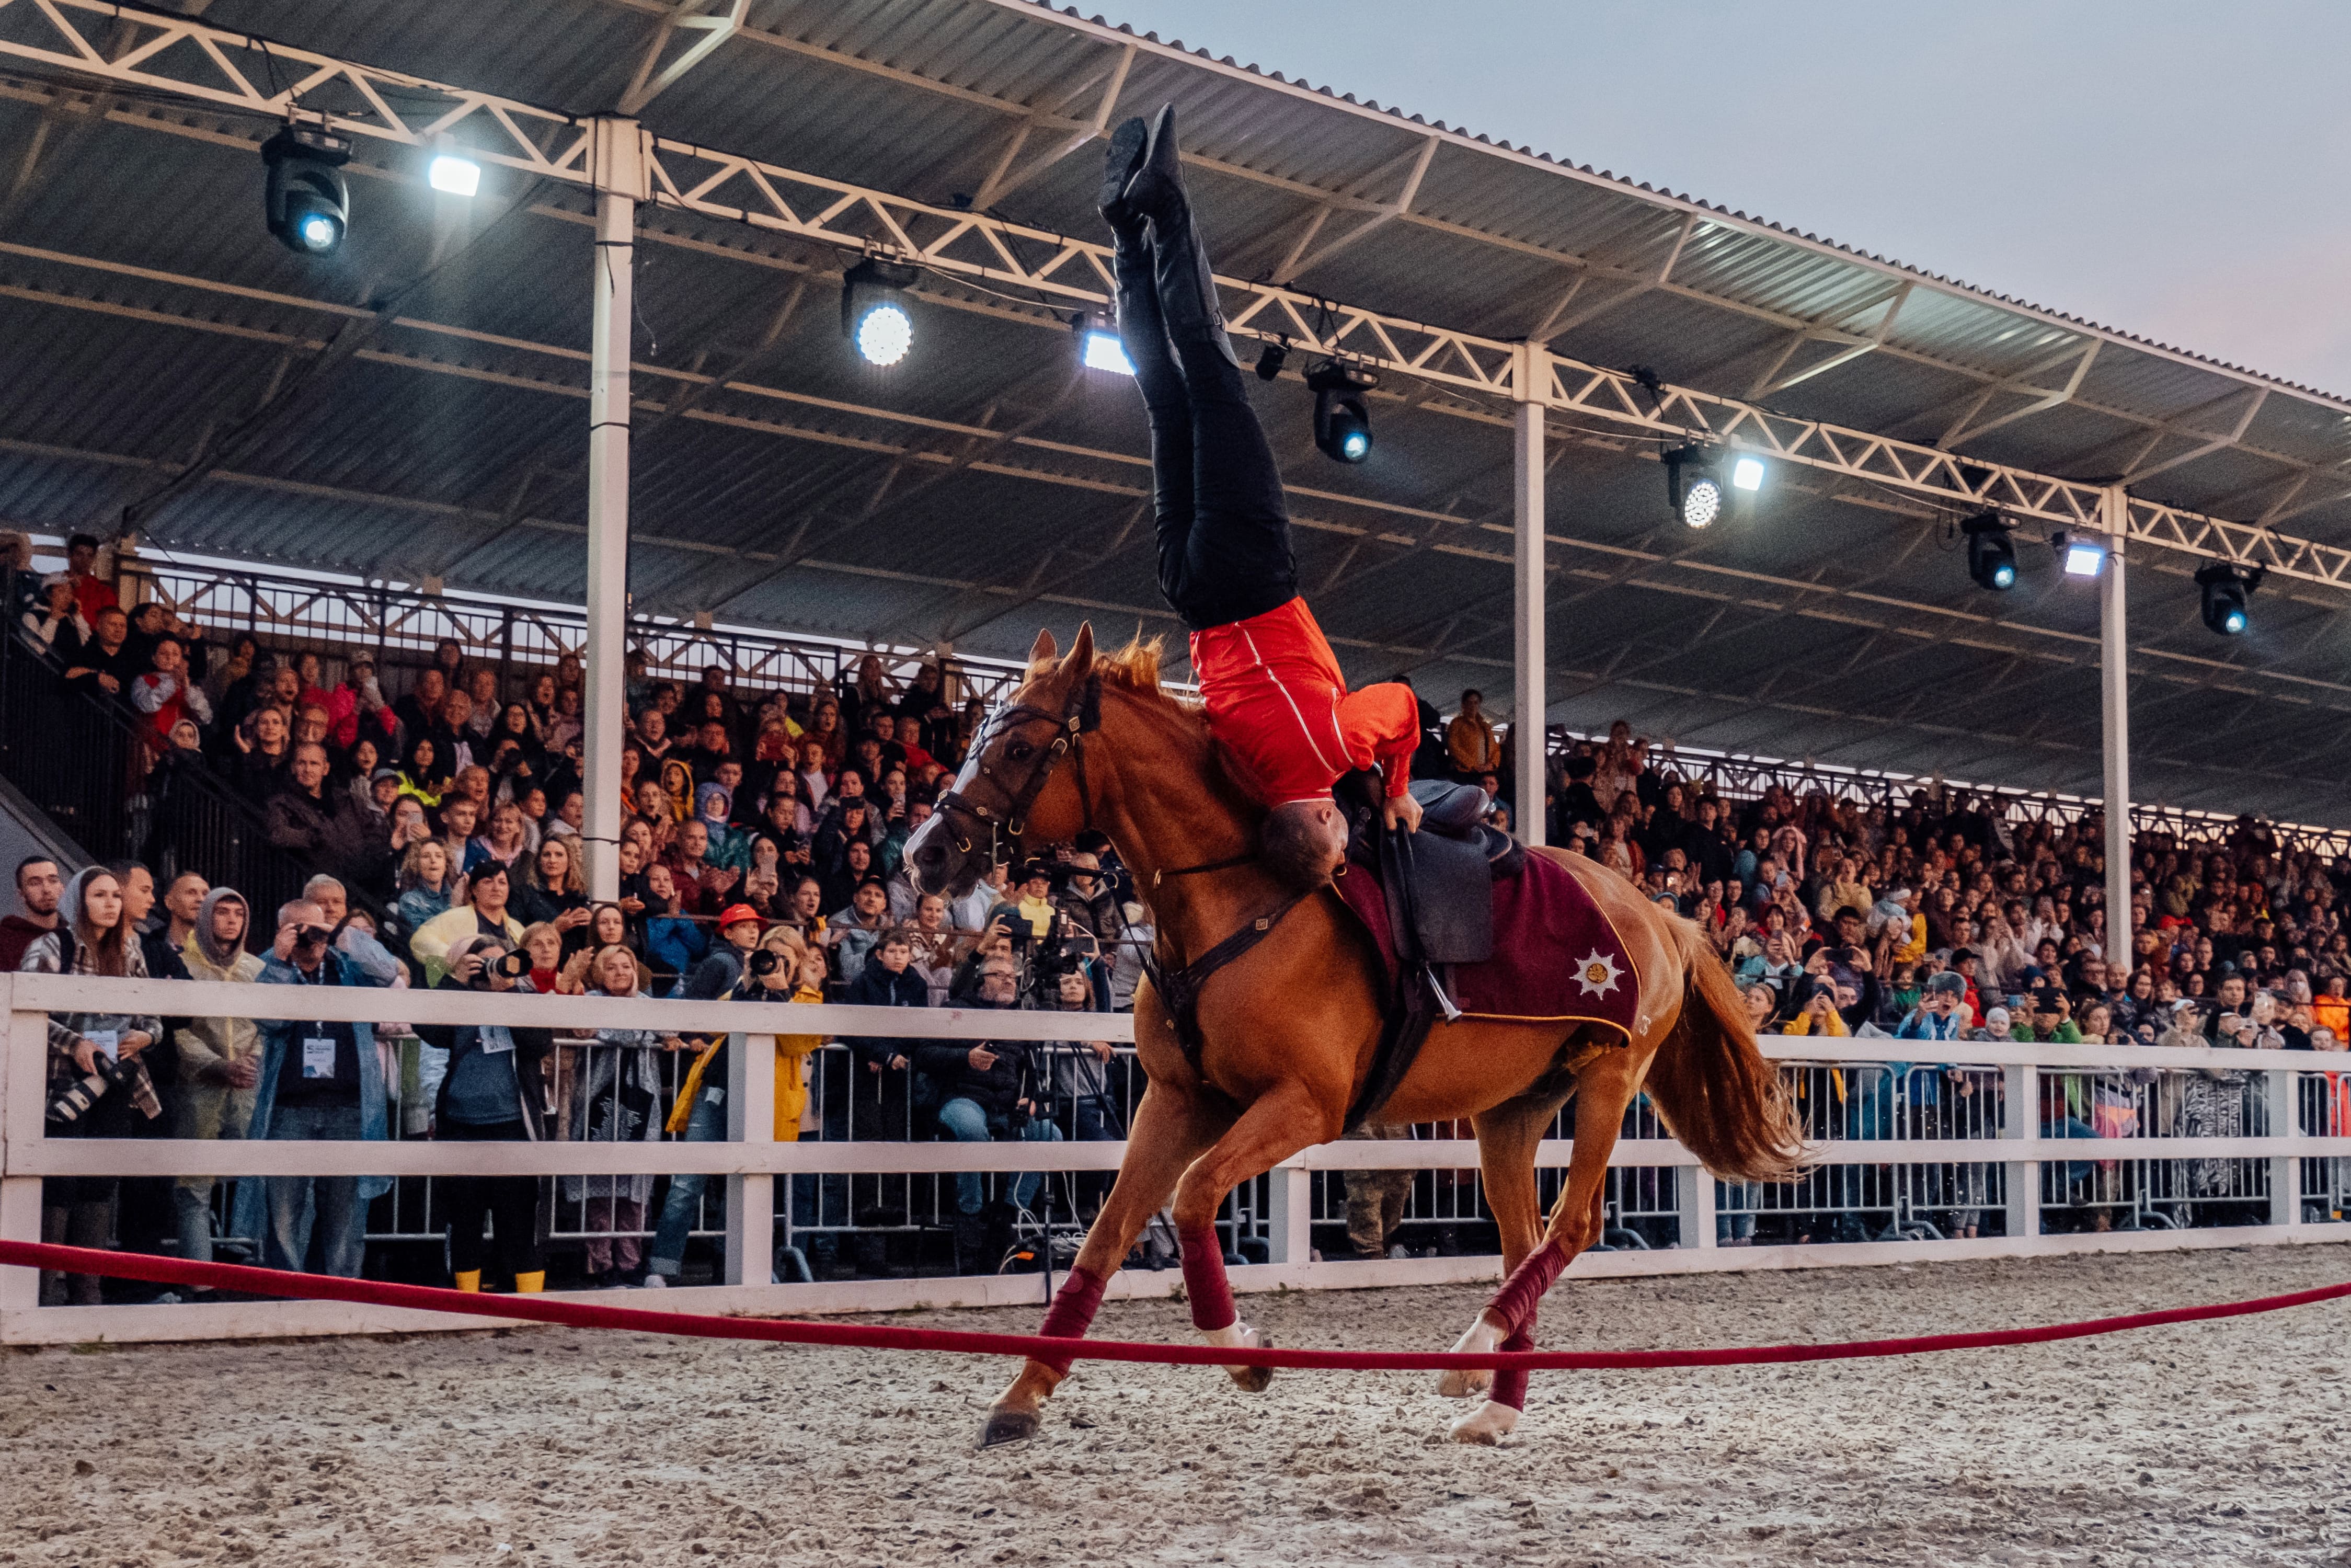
[1962,510,2017,590]
[1731,455,1765,491]
[2195,560,2263,635]
[1664,445,1723,529]
[2062,537,2107,577]
[428,153,481,197]
[1308,361,1377,463]
[1255,340,1288,382]
[262,125,352,257]
[841,258,919,367]
[1076,314,1133,375]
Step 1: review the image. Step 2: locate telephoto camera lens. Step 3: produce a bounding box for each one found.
[494,949,531,978]
[750,948,785,977]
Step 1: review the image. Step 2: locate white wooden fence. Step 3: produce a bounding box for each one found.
[5,970,2349,1345]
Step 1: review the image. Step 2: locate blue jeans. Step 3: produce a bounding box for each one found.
[648,1084,727,1280]
[1716,1180,1757,1242]
[2042,1116,2098,1188]
[262,1100,366,1278]
[936,1097,1064,1215]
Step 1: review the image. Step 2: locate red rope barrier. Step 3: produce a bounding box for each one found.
[7,1240,2346,1370]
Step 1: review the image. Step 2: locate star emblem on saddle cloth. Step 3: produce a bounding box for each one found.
[1575,949,1623,999]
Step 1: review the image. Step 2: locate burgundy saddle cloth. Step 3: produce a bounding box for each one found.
[1333,846,1644,1037]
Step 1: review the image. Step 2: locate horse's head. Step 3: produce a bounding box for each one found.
[906,622,1100,899]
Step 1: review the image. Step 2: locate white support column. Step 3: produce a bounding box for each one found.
[724,1031,777,1286]
[2268,1070,2303,1229]
[1511,342,1547,846]
[2003,1061,2041,1240]
[2100,486,2132,978]
[1677,1161,1717,1250]
[0,980,41,1314]
[581,116,648,902]
[1265,1162,1313,1266]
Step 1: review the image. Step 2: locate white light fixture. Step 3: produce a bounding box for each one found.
[1081,327,1134,375]
[428,154,481,197]
[1731,455,1765,491]
[2063,540,2107,577]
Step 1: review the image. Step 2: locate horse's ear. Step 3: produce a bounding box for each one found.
[1027,626,1058,669]
[1058,621,1096,682]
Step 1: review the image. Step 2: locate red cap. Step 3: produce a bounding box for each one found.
[717,903,762,930]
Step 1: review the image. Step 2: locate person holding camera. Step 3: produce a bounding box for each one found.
[408,857,524,983]
[25,866,164,1306]
[417,933,554,1293]
[243,897,392,1281]
[918,957,1065,1254]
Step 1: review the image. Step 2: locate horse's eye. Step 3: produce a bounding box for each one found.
[1006,741,1036,762]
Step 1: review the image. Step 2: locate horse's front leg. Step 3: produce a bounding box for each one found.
[979,1082,1228,1447]
[1444,1047,1647,1446]
[1168,1078,1338,1392]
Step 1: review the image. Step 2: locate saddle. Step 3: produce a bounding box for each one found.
[1341,775,1523,970]
[1331,773,1526,1130]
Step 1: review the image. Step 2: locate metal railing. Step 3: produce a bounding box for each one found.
[0,606,377,923]
[112,556,1029,716]
[11,972,2351,1344]
[1546,724,2351,855]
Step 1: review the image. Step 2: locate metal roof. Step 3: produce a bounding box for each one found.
[1,0,2347,824]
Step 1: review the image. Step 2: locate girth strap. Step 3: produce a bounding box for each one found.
[1144,888,1310,1069]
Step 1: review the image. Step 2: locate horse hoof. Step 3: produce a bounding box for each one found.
[1437,1317,1502,1400]
[1229,1359,1276,1395]
[1206,1321,1276,1393]
[977,1407,1040,1449]
[1446,1400,1520,1446]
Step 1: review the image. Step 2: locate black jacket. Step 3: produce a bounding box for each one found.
[266,783,382,888]
[417,974,554,1137]
[913,1004,1037,1123]
[843,960,929,1069]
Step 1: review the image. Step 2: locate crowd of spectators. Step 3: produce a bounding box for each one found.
[17,537,2351,1294]
[13,537,1139,1299]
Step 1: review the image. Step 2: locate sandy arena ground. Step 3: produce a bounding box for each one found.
[7,1244,2351,1566]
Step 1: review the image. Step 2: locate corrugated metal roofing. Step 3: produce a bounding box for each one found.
[1,0,2347,823]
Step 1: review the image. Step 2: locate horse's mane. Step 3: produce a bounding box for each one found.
[1022,633,1260,817]
[1024,635,1202,714]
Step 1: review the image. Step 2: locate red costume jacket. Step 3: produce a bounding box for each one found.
[1189,597,1417,806]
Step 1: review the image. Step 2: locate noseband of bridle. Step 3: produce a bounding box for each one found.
[931,673,1103,872]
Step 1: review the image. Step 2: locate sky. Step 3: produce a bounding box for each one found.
[1100,1,2351,395]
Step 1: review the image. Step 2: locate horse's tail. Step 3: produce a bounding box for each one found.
[1641,917,1809,1183]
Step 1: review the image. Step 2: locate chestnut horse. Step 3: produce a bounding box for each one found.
[903,625,1803,1447]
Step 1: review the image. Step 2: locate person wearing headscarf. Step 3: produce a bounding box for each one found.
[695,781,749,871]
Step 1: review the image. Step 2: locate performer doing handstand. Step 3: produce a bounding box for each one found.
[1100,107,1425,882]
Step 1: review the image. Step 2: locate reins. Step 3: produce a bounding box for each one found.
[935,674,1309,1073]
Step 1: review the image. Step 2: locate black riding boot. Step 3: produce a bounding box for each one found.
[1120,104,1240,369]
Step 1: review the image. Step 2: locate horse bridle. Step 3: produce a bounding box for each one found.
[931,674,1103,871]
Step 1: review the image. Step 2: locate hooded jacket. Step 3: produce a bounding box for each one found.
[173,887,267,1141]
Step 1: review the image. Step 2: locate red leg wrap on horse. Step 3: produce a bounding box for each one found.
[1034,1263,1109,1375]
[1488,1318,1535,1412]
[1177,1222,1236,1332]
[1486,1240,1569,1337]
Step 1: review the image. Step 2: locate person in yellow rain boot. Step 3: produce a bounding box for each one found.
[418,929,553,1292]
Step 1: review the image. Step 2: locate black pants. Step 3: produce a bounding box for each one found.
[1119,231,1296,632]
[439,1119,544,1281]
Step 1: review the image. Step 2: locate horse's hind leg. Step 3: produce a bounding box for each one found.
[1435,1090,1559,1403]
[1169,1078,1339,1392]
[1444,1045,1648,1444]
[979,1083,1230,1448]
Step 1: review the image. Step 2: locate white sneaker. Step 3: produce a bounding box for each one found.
[641,1274,668,1288]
